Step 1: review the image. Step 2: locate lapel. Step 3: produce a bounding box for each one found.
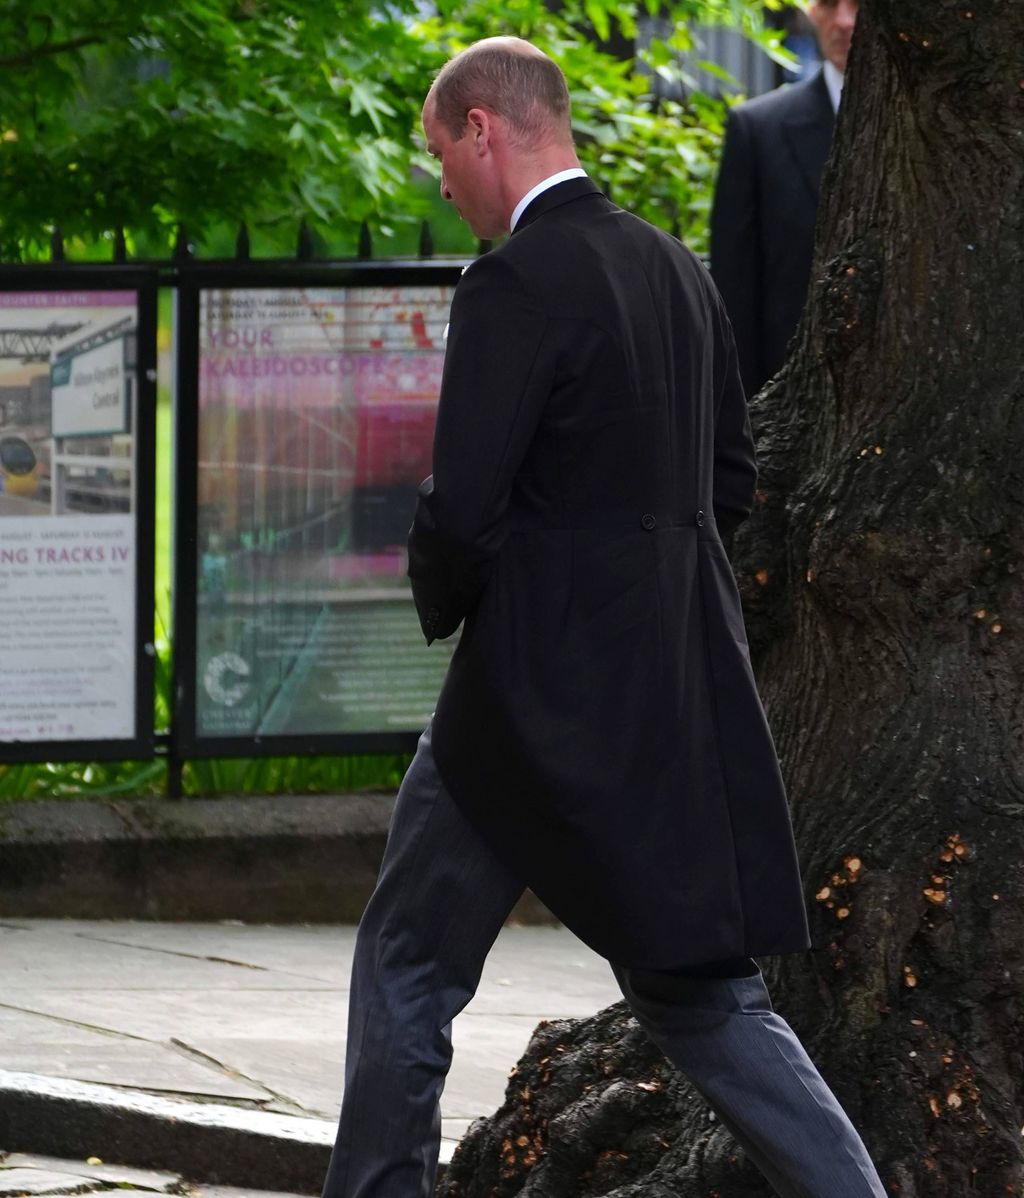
[512,177,606,234]
[781,71,836,204]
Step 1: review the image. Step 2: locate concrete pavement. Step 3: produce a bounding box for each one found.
[0,1150,312,1197]
[0,919,622,1193]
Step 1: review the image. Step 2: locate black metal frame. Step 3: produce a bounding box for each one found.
[0,267,158,764]
[172,258,468,761]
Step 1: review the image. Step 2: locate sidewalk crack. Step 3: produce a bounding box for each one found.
[69,934,272,972]
[0,1000,153,1043]
[168,1038,319,1118]
[65,932,343,984]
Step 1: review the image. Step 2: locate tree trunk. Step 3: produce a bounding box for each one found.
[440,1,1024,1194]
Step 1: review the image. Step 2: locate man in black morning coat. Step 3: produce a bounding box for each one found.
[321,37,885,1198]
[711,0,859,396]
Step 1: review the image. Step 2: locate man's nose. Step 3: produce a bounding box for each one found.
[837,0,858,28]
[440,172,452,202]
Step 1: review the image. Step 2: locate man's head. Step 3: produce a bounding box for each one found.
[422,37,578,239]
[807,0,858,74]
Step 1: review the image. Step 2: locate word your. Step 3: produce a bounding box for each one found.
[208,328,275,348]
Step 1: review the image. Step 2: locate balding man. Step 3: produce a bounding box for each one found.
[321,37,884,1198]
[711,0,859,396]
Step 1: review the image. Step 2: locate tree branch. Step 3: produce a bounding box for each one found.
[0,33,112,71]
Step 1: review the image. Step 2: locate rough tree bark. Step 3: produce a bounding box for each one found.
[440,2,1024,1195]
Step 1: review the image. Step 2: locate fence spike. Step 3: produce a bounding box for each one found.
[670,218,682,243]
[174,224,195,260]
[297,220,315,261]
[358,221,373,260]
[601,180,612,201]
[418,219,434,259]
[235,222,251,261]
[476,238,493,256]
[113,226,127,263]
[50,226,65,263]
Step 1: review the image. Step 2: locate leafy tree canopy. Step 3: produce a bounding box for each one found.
[0,0,792,259]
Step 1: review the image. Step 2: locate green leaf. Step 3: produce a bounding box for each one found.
[348,78,398,135]
[583,0,611,44]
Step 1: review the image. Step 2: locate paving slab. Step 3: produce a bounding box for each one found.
[0,1039,270,1103]
[0,1152,313,1197]
[0,920,621,1193]
[1,989,347,1044]
[0,991,342,1057]
[0,1007,132,1048]
[1,1153,180,1191]
[1,924,339,992]
[46,922,355,983]
[0,1008,270,1102]
[169,1037,345,1118]
[0,1166,95,1195]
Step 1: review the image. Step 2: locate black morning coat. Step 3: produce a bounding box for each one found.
[408,176,811,971]
[710,69,835,398]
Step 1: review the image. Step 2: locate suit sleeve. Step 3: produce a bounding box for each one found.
[408,253,553,643]
[711,296,757,537]
[710,107,763,399]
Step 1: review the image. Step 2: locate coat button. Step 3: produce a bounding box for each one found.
[641,513,656,530]
[695,510,705,527]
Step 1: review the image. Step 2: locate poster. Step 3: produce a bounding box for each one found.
[0,290,139,743]
[195,285,456,740]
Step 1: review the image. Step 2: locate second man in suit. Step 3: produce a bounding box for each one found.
[710,0,859,397]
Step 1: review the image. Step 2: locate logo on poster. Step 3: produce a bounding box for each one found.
[204,652,252,707]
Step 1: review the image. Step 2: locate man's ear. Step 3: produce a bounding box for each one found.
[465,107,493,155]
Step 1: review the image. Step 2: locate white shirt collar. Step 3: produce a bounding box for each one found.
[510,169,588,233]
[822,61,844,113]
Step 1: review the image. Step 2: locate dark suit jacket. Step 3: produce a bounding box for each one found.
[710,70,835,397]
[409,177,809,970]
